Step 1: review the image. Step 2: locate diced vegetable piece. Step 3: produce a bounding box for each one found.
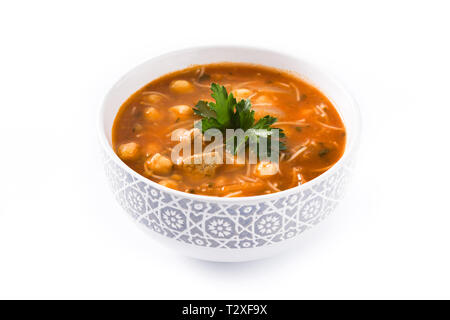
[254,161,279,177]
[179,152,222,178]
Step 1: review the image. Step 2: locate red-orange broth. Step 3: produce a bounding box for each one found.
[112,63,346,197]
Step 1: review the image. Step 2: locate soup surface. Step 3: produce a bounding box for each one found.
[112,63,346,197]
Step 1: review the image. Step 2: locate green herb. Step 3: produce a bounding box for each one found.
[295,126,302,132]
[193,83,286,155]
[318,148,330,157]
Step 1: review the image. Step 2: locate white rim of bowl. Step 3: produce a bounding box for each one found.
[98,45,361,203]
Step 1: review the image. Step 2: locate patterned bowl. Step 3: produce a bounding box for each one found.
[98,46,361,262]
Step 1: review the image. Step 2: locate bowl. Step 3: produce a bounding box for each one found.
[98,46,361,262]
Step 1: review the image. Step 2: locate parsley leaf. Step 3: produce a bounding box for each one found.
[234,99,255,131]
[193,83,286,156]
[209,83,235,129]
[193,100,216,118]
[200,117,222,132]
[253,115,277,129]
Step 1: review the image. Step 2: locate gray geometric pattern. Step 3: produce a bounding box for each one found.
[102,149,354,249]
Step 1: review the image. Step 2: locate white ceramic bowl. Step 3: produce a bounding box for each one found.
[98,46,361,262]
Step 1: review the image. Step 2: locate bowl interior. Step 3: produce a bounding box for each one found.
[99,46,360,197]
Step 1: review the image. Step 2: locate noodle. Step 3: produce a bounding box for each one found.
[252,103,273,107]
[287,146,307,162]
[197,66,205,79]
[246,163,252,176]
[275,81,291,88]
[316,121,345,131]
[289,82,300,101]
[315,103,327,118]
[192,78,211,88]
[141,91,169,99]
[275,120,307,126]
[224,191,243,197]
[267,181,280,192]
[247,92,258,100]
[240,175,258,182]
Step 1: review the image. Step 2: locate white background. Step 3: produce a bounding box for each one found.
[1,0,449,299]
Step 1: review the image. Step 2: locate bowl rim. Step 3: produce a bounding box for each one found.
[98,45,361,203]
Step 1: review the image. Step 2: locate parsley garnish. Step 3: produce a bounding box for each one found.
[193,83,286,155]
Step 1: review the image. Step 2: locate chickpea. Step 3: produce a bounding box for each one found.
[255,95,271,104]
[232,88,252,100]
[169,105,194,118]
[118,142,139,160]
[253,105,285,120]
[146,153,173,175]
[170,80,194,94]
[144,107,162,122]
[254,161,279,177]
[159,179,178,189]
[170,174,183,181]
[144,94,163,104]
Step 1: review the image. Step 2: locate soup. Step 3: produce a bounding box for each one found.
[112,63,346,197]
